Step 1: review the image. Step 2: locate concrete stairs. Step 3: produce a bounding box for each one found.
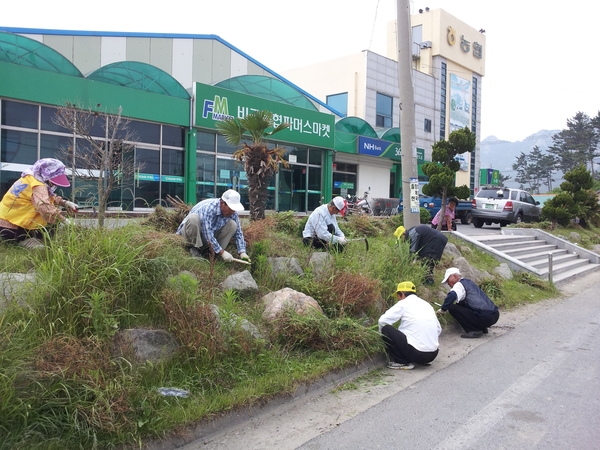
[454,229,600,285]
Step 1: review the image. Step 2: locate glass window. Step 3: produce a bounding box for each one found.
[1,101,38,129]
[282,145,307,164]
[41,106,71,133]
[197,131,216,151]
[332,162,357,197]
[162,125,184,147]
[376,93,393,128]
[424,118,432,133]
[196,152,216,200]
[326,93,348,116]
[1,129,38,164]
[126,120,160,144]
[161,181,184,206]
[216,134,237,155]
[308,148,322,165]
[134,181,160,208]
[162,148,184,177]
[136,147,160,175]
[216,157,248,205]
[1,169,22,200]
[40,134,72,161]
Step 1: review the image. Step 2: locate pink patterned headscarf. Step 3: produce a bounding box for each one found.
[22,158,70,188]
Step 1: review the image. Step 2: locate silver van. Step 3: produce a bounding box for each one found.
[471,187,541,228]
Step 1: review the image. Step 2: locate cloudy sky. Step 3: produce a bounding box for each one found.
[2,0,598,142]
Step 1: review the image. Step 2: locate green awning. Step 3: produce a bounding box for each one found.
[87,61,190,99]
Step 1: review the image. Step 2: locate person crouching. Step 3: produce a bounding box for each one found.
[378,281,441,370]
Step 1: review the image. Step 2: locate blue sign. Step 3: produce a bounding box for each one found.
[358,136,401,161]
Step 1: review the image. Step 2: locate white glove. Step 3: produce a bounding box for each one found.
[64,201,79,212]
[338,237,348,245]
[240,252,251,262]
[221,250,234,262]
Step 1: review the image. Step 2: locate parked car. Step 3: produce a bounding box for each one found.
[471,187,541,228]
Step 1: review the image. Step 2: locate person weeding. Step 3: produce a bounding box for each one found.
[176,189,250,263]
[437,267,499,338]
[0,158,78,248]
[431,197,458,231]
[302,196,348,251]
[395,224,448,285]
[378,281,441,370]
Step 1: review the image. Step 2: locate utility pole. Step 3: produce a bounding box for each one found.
[397,0,420,229]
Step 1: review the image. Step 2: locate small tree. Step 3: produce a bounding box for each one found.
[216,110,289,221]
[53,103,140,227]
[421,127,475,230]
[541,164,600,227]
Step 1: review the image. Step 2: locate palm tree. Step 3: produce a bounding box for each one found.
[216,110,289,220]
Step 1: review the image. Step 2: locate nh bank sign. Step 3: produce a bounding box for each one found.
[194,83,335,148]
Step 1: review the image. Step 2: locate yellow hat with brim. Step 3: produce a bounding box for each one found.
[394,226,406,238]
[396,281,416,293]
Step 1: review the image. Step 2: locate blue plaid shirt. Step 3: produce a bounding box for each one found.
[176,198,246,254]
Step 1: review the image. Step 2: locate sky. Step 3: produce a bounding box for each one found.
[2,0,599,142]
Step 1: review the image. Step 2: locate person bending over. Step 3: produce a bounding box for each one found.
[176,189,250,263]
[302,196,348,251]
[437,267,499,338]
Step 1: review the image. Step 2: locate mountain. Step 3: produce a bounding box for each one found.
[480,130,560,188]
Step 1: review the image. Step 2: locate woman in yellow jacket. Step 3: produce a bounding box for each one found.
[0,158,78,248]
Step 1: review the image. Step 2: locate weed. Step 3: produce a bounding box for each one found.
[479,278,503,300]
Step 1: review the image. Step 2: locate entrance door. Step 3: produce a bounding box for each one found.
[277,165,307,212]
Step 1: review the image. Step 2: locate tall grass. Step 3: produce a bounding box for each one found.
[0,214,563,448]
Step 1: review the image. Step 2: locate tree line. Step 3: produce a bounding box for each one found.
[507,111,600,193]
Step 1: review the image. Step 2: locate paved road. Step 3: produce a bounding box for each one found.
[174,273,600,450]
[297,276,600,449]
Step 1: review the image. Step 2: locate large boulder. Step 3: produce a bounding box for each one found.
[113,329,179,363]
[262,287,323,321]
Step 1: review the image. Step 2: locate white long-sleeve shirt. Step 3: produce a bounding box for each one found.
[302,204,345,244]
[378,294,441,352]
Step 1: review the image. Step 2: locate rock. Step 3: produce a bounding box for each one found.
[494,263,513,280]
[0,272,36,311]
[443,242,462,258]
[262,287,323,321]
[113,329,179,363]
[308,252,332,278]
[219,270,259,298]
[268,257,304,277]
[569,232,581,243]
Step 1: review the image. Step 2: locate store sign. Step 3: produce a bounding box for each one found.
[358,136,401,161]
[194,83,335,148]
[447,26,483,59]
[334,181,355,189]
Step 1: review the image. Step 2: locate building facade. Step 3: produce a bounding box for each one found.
[284,8,486,198]
[1,7,484,212]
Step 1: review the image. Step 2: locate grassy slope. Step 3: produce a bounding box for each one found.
[0,215,596,448]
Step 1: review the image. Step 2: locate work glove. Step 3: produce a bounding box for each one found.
[240,252,251,263]
[337,237,348,245]
[220,250,234,263]
[64,201,79,212]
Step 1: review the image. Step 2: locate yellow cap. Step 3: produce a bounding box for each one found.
[394,226,406,239]
[396,281,416,293]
